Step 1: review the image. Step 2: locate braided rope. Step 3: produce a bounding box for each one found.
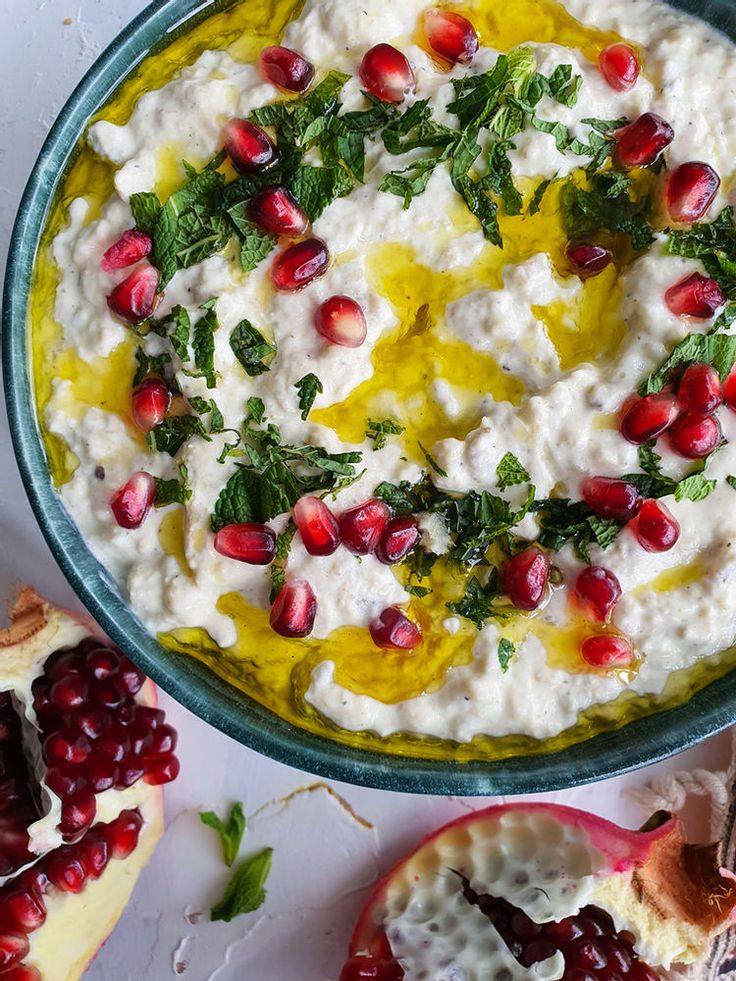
[629,767,731,840]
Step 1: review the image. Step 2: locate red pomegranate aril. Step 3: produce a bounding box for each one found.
[339,956,404,981]
[0,934,29,971]
[598,43,640,91]
[127,721,154,757]
[574,566,622,624]
[105,810,143,859]
[293,497,341,556]
[0,889,46,934]
[107,264,160,323]
[376,517,420,565]
[665,272,725,318]
[93,680,124,710]
[45,767,87,799]
[582,477,643,522]
[259,45,315,93]
[223,119,278,174]
[620,393,680,444]
[132,706,165,730]
[272,238,330,291]
[0,780,22,813]
[116,657,144,696]
[503,547,550,612]
[424,8,479,65]
[94,725,131,764]
[669,412,721,458]
[79,834,110,880]
[339,499,390,554]
[45,650,82,682]
[45,848,88,894]
[59,788,97,840]
[270,580,317,638]
[147,723,178,758]
[566,243,612,280]
[359,43,415,103]
[86,755,118,793]
[131,377,170,433]
[84,648,120,682]
[116,760,147,789]
[520,939,557,967]
[724,366,736,411]
[248,186,309,238]
[369,607,422,651]
[71,706,112,740]
[49,675,89,712]
[315,295,367,347]
[100,229,152,273]
[144,754,181,785]
[665,162,720,223]
[214,523,277,565]
[615,112,674,168]
[581,634,634,668]
[43,728,91,766]
[110,471,155,530]
[678,362,722,414]
[4,967,42,981]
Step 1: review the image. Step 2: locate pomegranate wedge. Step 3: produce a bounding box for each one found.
[259,45,314,93]
[582,477,643,522]
[665,272,725,318]
[631,498,680,553]
[369,607,422,651]
[615,112,674,167]
[339,499,390,555]
[665,161,720,223]
[248,185,309,238]
[620,392,680,444]
[271,238,330,291]
[293,497,341,556]
[669,412,721,458]
[214,523,277,564]
[598,42,641,91]
[223,119,278,174]
[315,295,367,347]
[131,377,170,433]
[100,229,152,272]
[359,44,415,103]
[423,8,479,66]
[270,580,317,638]
[107,265,160,323]
[566,242,612,280]
[110,472,155,529]
[502,547,550,612]
[574,566,622,624]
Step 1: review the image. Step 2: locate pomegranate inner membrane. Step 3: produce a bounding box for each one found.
[31,0,736,761]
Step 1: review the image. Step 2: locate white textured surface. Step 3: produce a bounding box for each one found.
[0,2,733,979]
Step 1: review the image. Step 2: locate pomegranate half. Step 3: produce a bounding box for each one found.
[0,588,177,979]
[340,802,736,979]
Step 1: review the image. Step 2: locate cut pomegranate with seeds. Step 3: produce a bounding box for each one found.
[375,517,421,565]
[43,728,91,766]
[669,412,721,458]
[423,8,479,65]
[248,185,309,238]
[598,43,641,91]
[566,242,612,280]
[369,607,422,652]
[270,580,317,638]
[620,393,680,444]
[144,754,181,785]
[615,112,674,168]
[293,497,341,556]
[665,272,725,318]
[665,162,720,223]
[574,566,622,624]
[315,295,368,347]
[59,787,97,840]
[632,498,681,554]
[581,634,635,668]
[107,264,160,323]
[131,376,171,433]
[503,547,550,612]
[582,477,643,522]
[0,934,29,971]
[272,238,330,291]
[93,680,124,710]
[259,44,315,92]
[677,362,722,414]
[223,119,278,174]
[339,499,390,554]
[110,471,155,530]
[359,44,415,103]
[100,229,152,273]
[214,523,277,565]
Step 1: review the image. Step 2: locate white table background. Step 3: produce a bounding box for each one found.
[0,2,731,978]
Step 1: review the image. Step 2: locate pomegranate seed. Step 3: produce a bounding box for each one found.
[566,243,612,280]
[43,728,91,766]
[270,580,317,638]
[117,759,147,787]
[110,471,155,529]
[133,706,165,730]
[248,185,309,238]
[581,634,634,668]
[95,725,132,763]
[116,656,144,696]
[259,45,314,93]
[665,162,720,223]
[359,44,415,103]
[315,295,368,347]
[49,675,89,712]
[115,702,137,725]
[503,547,550,611]
[340,956,404,981]
[71,707,112,739]
[271,238,329,291]
[105,810,143,859]
[79,834,110,880]
[724,366,736,411]
[423,8,479,65]
[45,767,87,799]
[369,607,422,651]
[223,119,278,174]
[615,112,674,168]
[144,754,181,785]
[598,43,640,91]
[0,935,29,971]
[214,523,277,564]
[147,723,178,757]
[621,392,680,444]
[86,755,119,793]
[59,788,97,840]
[678,362,722,414]
[339,499,390,554]
[107,264,160,322]
[293,497,341,556]
[0,781,22,813]
[45,848,88,893]
[574,566,622,624]
[376,517,421,565]
[45,650,83,682]
[3,968,41,981]
[665,272,725,318]
[83,648,120,682]
[669,412,721,458]
[100,229,152,272]
[131,377,170,432]
[582,477,643,521]
[0,889,46,933]
[93,680,124,710]
[127,720,154,757]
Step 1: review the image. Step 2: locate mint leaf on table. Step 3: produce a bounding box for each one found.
[146,416,210,457]
[498,638,516,672]
[230,320,276,376]
[200,802,247,867]
[154,463,192,508]
[295,373,323,420]
[366,418,405,451]
[211,847,273,923]
[129,191,162,236]
[496,452,530,491]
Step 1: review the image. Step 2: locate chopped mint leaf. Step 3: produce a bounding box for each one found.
[129,191,162,236]
[270,521,297,601]
[366,418,405,451]
[290,165,353,220]
[453,174,501,245]
[667,207,736,300]
[191,307,218,389]
[230,320,276,377]
[528,177,554,215]
[374,479,418,514]
[446,570,509,630]
[247,396,266,425]
[153,464,192,508]
[419,442,448,478]
[674,473,717,502]
[148,305,191,363]
[640,333,736,395]
[132,347,170,387]
[200,802,246,867]
[481,141,523,216]
[587,514,621,550]
[147,416,209,457]
[546,63,582,106]
[188,396,210,414]
[404,548,438,598]
[226,203,278,272]
[498,638,515,672]
[727,475,736,491]
[211,847,273,923]
[295,373,323,420]
[562,171,654,252]
[209,399,225,433]
[533,497,621,563]
[211,467,261,529]
[496,452,530,491]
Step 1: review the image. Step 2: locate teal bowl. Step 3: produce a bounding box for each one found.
[4,0,736,795]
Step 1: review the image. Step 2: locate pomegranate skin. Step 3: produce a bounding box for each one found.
[270,580,317,638]
[503,547,550,612]
[574,566,622,624]
[615,112,674,167]
[423,8,479,65]
[598,43,640,91]
[665,272,725,318]
[581,634,634,668]
[369,607,422,651]
[223,119,278,174]
[669,412,722,458]
[315,296,368,347]
[213,523,277,565]
[271,238,330,291]
[620,393,680,444]
[293,497,341,557]
[631,499,680,553]
[677,362,722,415]
[566,243,612,280]
[582,477,643,522]
[248,186,309,238]
[339,499,390,555]
[665,161,720,223]
[359,44,415,103]
[259,45,314,93]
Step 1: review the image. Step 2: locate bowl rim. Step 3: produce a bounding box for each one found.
[4,0,736,795]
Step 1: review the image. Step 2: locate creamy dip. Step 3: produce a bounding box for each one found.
[37,0,736,753]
